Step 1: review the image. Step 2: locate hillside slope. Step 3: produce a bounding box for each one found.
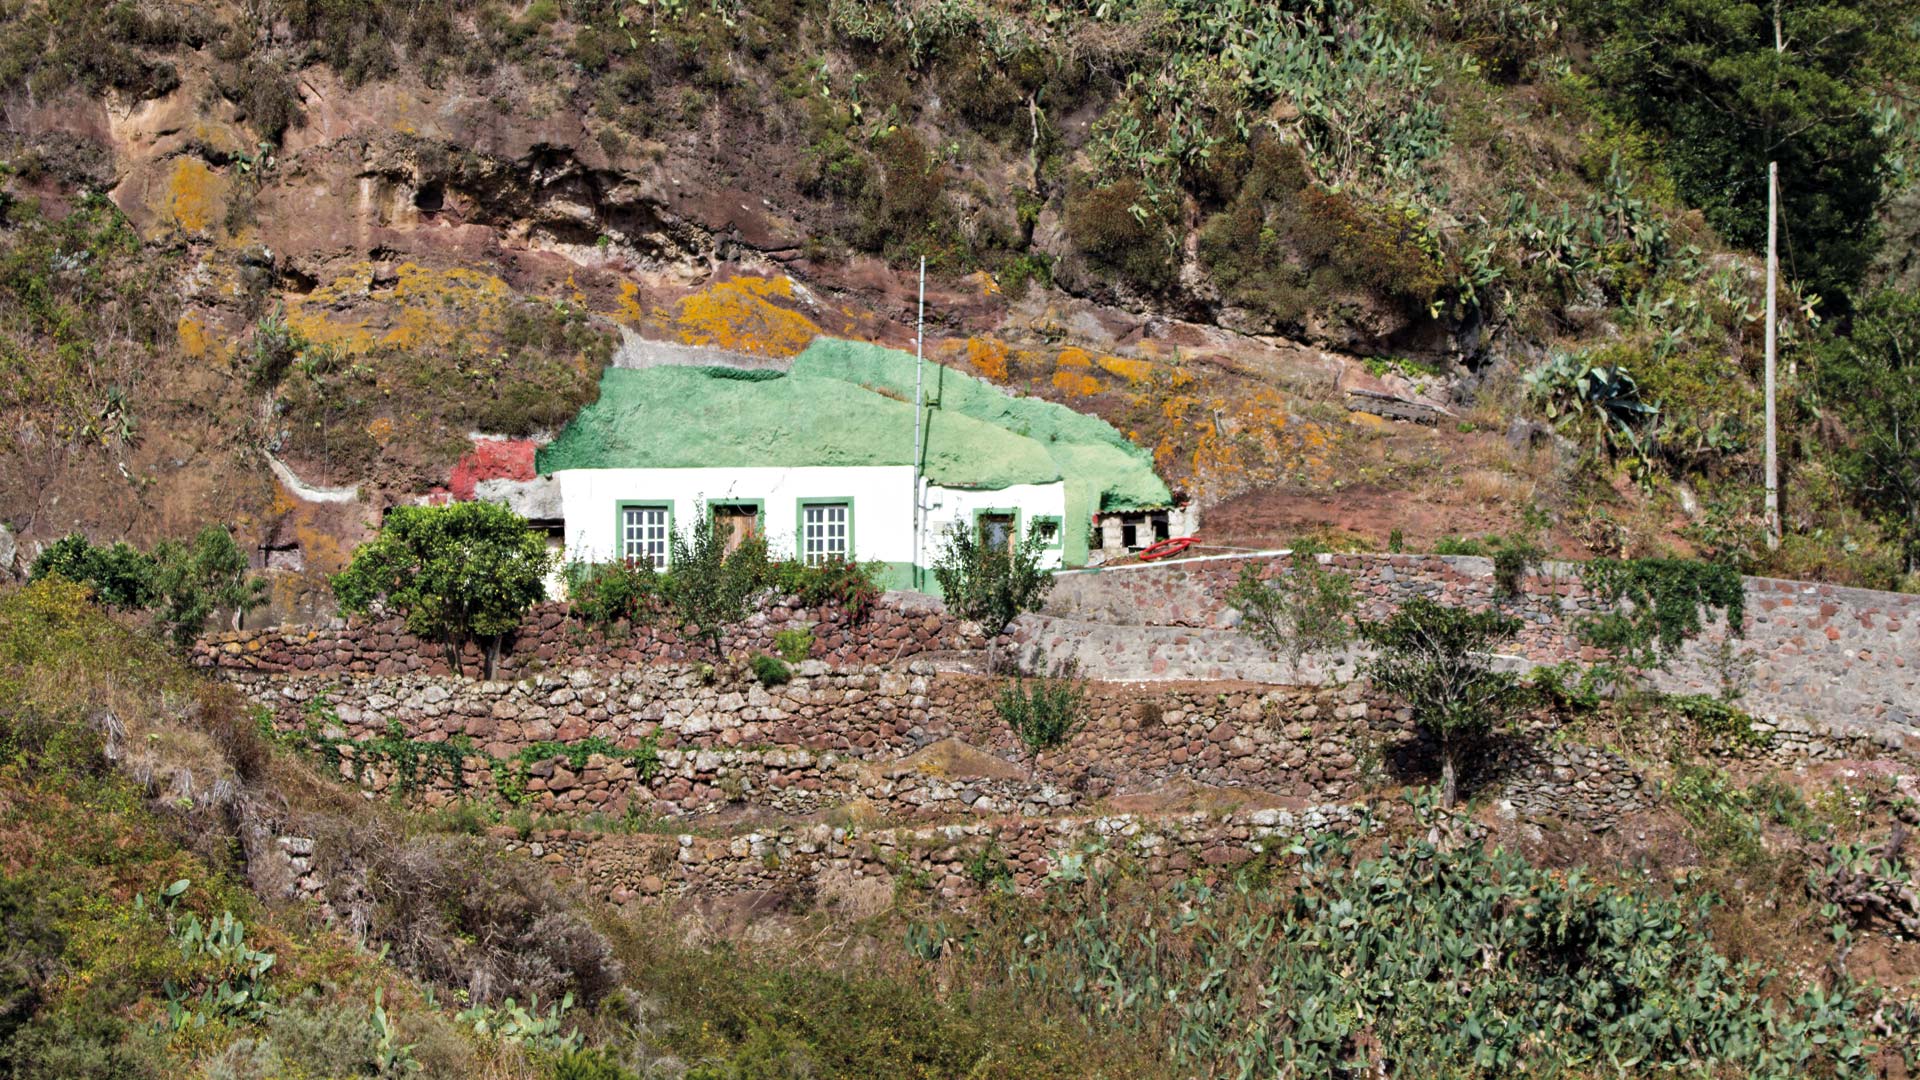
[1,0,1916,606]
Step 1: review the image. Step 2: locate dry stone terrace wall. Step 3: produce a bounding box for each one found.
[499,804,1372,905]
[234,667,1408,817]
[1036,553,1920,742]
[232,664,1687,832]
[196,593,977,678]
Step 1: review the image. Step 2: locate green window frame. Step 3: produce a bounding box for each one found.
[1029,514,1064,550]
[616,500,674,570]
[797,497,855,565]
[973,507,1022,552]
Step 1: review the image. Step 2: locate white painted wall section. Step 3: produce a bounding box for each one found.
[554,465,916,565]
[924,482,1069,570]
[553,466,1070,574]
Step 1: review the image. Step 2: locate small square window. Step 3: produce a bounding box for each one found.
[1032,516,1063,549]
[621,505,670,570]
[802,502,849,564]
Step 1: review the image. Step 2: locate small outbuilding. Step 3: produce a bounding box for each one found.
[535,338,1174,590]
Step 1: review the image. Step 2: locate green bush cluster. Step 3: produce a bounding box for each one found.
[992,655,1087,759]
[1225,543,1356,668]
[977,815,1891,1076]
[281,698,659,806]
[748,653,792,686]
[29,526,266,648]
[565,511,883,650]
[931,521,1054,635]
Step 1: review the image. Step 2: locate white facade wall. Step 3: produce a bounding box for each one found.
[554,465,915,566]
[551,466,1069,579]
[923,482,1068,571]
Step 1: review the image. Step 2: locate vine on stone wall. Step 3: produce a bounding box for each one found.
[1577,558,1745,670]
[281,696,659,802]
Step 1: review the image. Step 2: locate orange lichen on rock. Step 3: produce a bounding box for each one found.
[286,262,511,354]
[1051,368,1102,398]
[965,337,1010,381]
[365,416,395,445]
[176,313,219,361]
[671,275,822,356]
[616,280,645,325]
[158,157,228,236]
[1056,347,1092,369]
[1097,355,1153,382]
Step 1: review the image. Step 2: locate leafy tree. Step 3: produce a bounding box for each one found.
[29,534,155,610]
[149,526,269,645]
[1225,544,1356,671]
[931,522,1054,636]
[29,528,265,647]
[1576,0,1907,300]
[993,653,1088,763]
[662,503,770,653]
[1578,557,1746,670]
[331,502,557,678]
[1817,288,1920,574]
[1361,598,1523,808]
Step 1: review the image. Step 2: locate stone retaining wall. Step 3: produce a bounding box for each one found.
[499,804,1372,904]
[237,664,1670,830]
[1039,553,1919,740]
[197,593,976,678]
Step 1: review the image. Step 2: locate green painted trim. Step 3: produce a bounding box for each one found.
[614,500,675,568]
[796,496,856,564]
[973,506,1022,551]
[874,561,918,592]
[1030,514,1064,550]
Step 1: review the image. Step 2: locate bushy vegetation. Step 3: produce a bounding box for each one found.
[1226,542,1357,669]
[961,808,1904,1078]
[931,522,1054,635]
[1360,597,1523,807]
[332,501,558,679]
[29,525,266,646]
[992,652,1087,760]
[562,510,883,644]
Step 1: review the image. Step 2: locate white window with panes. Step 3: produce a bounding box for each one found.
[621,505,670,569]
[801,502,849,564]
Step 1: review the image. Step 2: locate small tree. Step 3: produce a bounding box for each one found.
[332,502,556,678]
[150,526,269,644]
[994,653,1087,765]
[1817,288,1920,575]
[662,502,770,653]
[1361,597,1523,808]
[931,522,1053,636]
[1226,544,1355,671]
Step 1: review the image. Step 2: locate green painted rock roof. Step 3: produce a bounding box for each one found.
[535,363,1061,487]
[537,340,1172,509]
[793,339,1172,512]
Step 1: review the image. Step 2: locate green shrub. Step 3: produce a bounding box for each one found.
[1225,547,1355,669]
[332,501,558,678]
[769,556,883,620]
[993,655,1086,759]
[748,653,791,686]
[1361,598,1523,807]
[969,814,1884,1076]
[1577,557,1745,670]
[931,523,1054,636]
[1065,179,1178,296]
[563,558,661,627]
[771,628,813,663]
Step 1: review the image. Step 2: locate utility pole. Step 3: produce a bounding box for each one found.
[1764,0,1783,550]
[1764,162,1780,549]
[912,257,927,587]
